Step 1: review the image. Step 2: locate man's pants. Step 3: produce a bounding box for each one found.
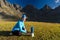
[12,30,21,35]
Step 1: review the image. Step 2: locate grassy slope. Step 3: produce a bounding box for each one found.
[0,21,60,40]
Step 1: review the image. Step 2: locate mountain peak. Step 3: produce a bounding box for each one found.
[55,5,60,10]
[24,5,36,9]
[22,4,38,12]
[41,5,52,10]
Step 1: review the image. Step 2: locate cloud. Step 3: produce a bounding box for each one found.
[55,0,60,3]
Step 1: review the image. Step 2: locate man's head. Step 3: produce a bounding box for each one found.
[22,14,27,22]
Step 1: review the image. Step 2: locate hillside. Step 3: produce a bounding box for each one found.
[0,0,23,21]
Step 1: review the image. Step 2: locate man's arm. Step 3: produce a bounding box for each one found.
[19,22,26,33]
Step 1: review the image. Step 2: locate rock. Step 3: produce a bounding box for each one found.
[0,0,23,21]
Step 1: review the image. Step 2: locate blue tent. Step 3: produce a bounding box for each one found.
[12,20,27,33]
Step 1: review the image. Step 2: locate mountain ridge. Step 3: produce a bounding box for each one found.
[0,0,23,21]
[22,4,60,23]
[0,0,60,23]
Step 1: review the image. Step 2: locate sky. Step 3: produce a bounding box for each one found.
[7,0,60,9]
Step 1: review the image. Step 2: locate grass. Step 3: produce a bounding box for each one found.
[0,21,60,40]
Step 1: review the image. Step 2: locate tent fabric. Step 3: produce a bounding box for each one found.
[12,20,27,33]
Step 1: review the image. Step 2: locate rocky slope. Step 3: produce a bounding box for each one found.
[0,0,23,21]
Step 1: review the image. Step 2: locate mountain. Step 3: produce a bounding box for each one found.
[22,5,39,21]
[54,6,60,13]
[50,6,60,22]
[40,5,53,13]
[22,4,60,23]
[0,0,23,21]
[22,5,53,21]
[0,0,60,23]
